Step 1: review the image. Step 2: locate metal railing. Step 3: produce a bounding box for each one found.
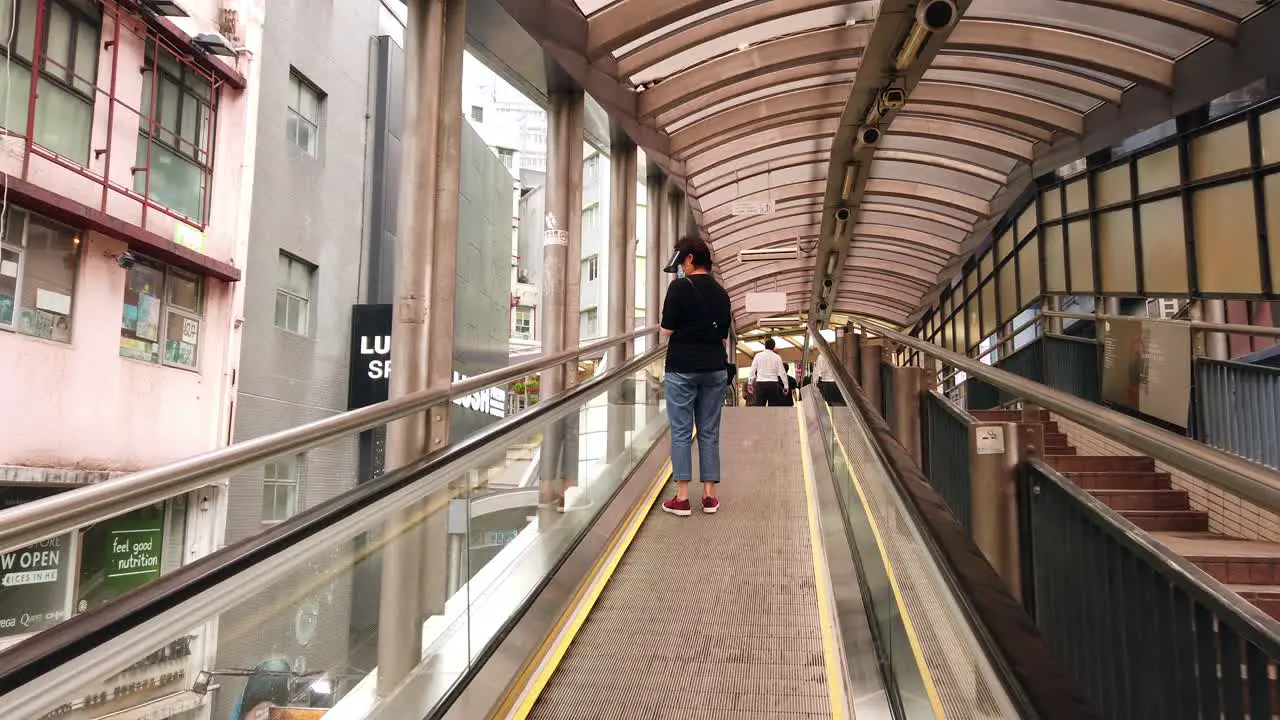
[1024,457,1280,719]
[0,327,660,555]
[1194,358,1280,471]
[852,317,1280,516]
[923,391,973,532]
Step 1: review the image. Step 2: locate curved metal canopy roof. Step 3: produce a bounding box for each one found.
[494,0,1271,330]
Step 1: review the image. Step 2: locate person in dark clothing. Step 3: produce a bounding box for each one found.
[778,363,799,406]
[658,237,732,517]
[749,338,788,406]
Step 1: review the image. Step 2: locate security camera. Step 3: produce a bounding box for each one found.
[918,0,957,32]
[117,251,136,270]
[854,126,881,150]
[879,87,906,111]
[823,277,834,289]
[834,207,852,222]
[819,301,829,312]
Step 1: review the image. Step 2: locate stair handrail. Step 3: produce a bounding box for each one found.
[0,327,660,556]
[850,316,1280,516]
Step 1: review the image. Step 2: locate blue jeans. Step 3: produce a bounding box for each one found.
[665,371,727,483]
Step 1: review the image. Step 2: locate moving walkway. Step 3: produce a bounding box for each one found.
[0,330,1087,720]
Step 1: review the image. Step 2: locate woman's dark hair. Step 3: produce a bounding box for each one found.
[764,338,776,350]
[676,236,713,270]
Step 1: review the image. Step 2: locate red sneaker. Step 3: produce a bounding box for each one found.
[702,497,719,514]
[661,497,691,517]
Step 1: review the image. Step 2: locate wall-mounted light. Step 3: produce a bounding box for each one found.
[193,32,236,58]
[895,0,957,71]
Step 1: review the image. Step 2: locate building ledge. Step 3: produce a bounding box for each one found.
[3,172,241,282]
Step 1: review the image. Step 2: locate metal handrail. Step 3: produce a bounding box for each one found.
[0,327,660,555]
[851,316,1280,515]
[1044,309,1280,339]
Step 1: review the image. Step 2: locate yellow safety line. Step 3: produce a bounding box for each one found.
[795,403,848,720]
[825,403,946,719]
[506,458,673,719]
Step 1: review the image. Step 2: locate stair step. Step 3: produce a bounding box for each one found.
[1065,472,1173,491]
[1043,432,1070,446]
[1228,585,1280,621]
[971,409,1050,422]
[1121,510,1209,532]
[1090,489,1191,512]
[1047,446,1077,455]
[1047,455,1155,473]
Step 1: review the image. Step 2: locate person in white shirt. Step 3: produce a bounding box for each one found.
[813,351,844,406]
[749,338,789,406]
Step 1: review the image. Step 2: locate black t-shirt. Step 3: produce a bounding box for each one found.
[661,274,731,373]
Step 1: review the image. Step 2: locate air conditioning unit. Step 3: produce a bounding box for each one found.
[738,246,800,263]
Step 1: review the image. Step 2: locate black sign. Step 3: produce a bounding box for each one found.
[0,485,73,638]
[348,304,393,410]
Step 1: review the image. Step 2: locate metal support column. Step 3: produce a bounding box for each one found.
[645,170,666,418]
[968,420,1041,602]
[849,329,862,381]
[608,136,638,460]
[893,366,924,466]
[622,148,639,356]
[860,339,883,413]
[379,0,456,695]
[538,89,585,527]
[1203,299,1229,361]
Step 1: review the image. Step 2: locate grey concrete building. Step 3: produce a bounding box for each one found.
[215,1,517,712]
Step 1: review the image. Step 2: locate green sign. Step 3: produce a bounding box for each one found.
[174,221,206,253]
[77,504,165,613]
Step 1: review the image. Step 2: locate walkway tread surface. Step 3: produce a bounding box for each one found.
[529,407,833,719]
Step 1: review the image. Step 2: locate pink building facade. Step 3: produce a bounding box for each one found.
[0,0,260,477]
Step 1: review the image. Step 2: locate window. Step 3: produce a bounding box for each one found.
[0,0,100,163]
[580,308,598,339]
[262,455,301,523]
[585,254,599,281]
[134,40,214,223]
[513,305,533,340]
[495,147,514,169]
[470,105,483,123]
[275,252,313,335]
[288,71,321,156]
[119,256,203,369]
[0,209,79,342]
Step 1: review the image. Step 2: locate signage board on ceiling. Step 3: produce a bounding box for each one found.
[744,292,788,314]
[347,304,506,417]
[731,200,775,216]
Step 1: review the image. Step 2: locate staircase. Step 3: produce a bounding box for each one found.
[972,409,1280,620]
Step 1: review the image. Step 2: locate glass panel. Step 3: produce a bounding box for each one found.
[1137,146,1180,195]
[1041,188,1062,221]
[998,259,1017,322]
[120,258,164,363]
[166,271,200,312]
[1019,232,1041,304]
[44,3,71,72]
[0,62,31,134]
[1267,174,1280,293]
[1043,223,1066,293]
[1067,219,1094,293]
[1097,210,1137,294]
[996,229,1013,264]
[979,250,993,281]
[1193,182,1261,293]
[1263,108,1280,166]
[164,311,198,368]
[1095,165,1131,206]
[0,246,18,325]
[1190,122,1251,180]
[967,296,982,353]
[1065,179,1089,214]
[11,215,77,341]
[135,141,205,222]
[73,17,98,94]
[274,290,289,329]
[1017,204,1035,239]
[981,279,998,337]
[1139,198,1189,294]
[33,80,92,164]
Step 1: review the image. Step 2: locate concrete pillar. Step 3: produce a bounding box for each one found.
[860,339,883,411]
[969,420,1042,602]
[608,137,637,460]
[379,0,462,693]
[644,171,665,418]
[893,366,924,466]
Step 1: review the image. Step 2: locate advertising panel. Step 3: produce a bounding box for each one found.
[1101,317,1192,427]
[76,504,166,613]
